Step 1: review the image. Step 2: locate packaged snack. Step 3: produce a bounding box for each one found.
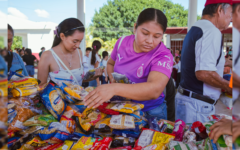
[71,136,97,150]
[219,93,233,110]
[40,82,66,120]
[8,107,38,132]
[18,126,44,136]
[223,135,232,147]
[183,131,197,143]
[112,72,129,83]
[204,121,216,136]
[97,103,120,115]
[8,97,33,107]
[9,133,36,150]
[60,82,81,100]
[8,137,21,148]
[168,141,198,150]
[195,138,213,150]
[47,130,70,144]
[24,136,48,147]
[37,127,57,141]
[112,129,141,139]
[35,143,64,150]
[83,69,96,81]
[135,119,148,132]
[0,78,7,97]
[172,119,186,141]
[8,70,24,81]
[109,115,135,129]
[8,76,38,89]
[148,118,160,132]
[191,121,208,139]
[23,114,57,127]
[110,102,144,114]
[85,86,95,92]
[135,128,155,148]
[141,144,166,150]
[73,126,94,138]
[129,110,145,120]
[158,119,175,127]
[111,137,135,148]
[110,146,132,150]
[56,140,75,150]
[94,118,111,133]
[90,137,112,150]
[72,102,87,113]
[11,86,38,97]
[151,131,175,145]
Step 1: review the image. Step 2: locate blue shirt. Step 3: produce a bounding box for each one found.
[10,52,28,76]
[0,56,7,76]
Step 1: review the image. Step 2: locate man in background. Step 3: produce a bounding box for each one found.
[39,47,45,58]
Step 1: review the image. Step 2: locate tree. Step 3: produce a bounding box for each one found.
[91,0,189,41]
[11,36,22,50]
[0,37,4,49]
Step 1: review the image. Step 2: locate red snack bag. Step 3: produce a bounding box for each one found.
[191,121,208,139]
[172,119,185,141]
[35,143,63,150]
[97,103,120,115]
[90,137,112,150]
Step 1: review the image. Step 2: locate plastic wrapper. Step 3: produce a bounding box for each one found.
[94,118,112,133]
[71,136,97,150]
[46,130,70,144]
[129,110,145,120]
[109,115,135,129]
[112,129,141,138]
[37,127,57,141]
[219,93,233,109]
[56,140,75,150]
[148,118,160,132]
[140,144,167,150]
[35,143,64,150]
[97,103,120,115]
[60,82,81,101]
[8,107,38,132]
[73,126,94,138]
[8,76,38,89]
[110,146,132,150]
[8,97,34,107]
[223,135,232,148]
[134,128,155,148]
[83,66,105,81]
[8,70,24,81]
[111,136,135,148]
[183,131,197,143]
[0,77,7,97]
[90,137,112,150]
[11,86,38,97]
[172,119,186,141]
[85,86,95,92]
[72,102,86,113]
[158,119,175,127]
[23,114,57,127]
[8,133,36,150]
[168,141,198,150]
[40,82,66,120]
[195,138,213,150]
[112,72,129,83]
[151,131,175,145]
[8,136,21,148]
[109,102,144,113]
[18,126,44,136]
[75,108,106,134]
[191,121,208,139]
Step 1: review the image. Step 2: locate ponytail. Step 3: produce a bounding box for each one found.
[91,40,102,65]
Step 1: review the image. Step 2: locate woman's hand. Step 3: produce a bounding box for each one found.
[232,120,240,142]
[105,76,108,82]
[209,118,232,143]
[83,84,116,108]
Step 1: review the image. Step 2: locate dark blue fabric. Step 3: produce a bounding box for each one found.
[180,26,204,94]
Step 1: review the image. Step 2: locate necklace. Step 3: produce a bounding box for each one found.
[61,49,73,68]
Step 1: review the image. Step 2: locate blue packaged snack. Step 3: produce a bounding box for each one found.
[38,128,57,141]
[8,70,24,81]
[8,137,20,148]
[210,139,218,150]
[40,82,66,121]
[148,118,161,132]
[112,129,141,139]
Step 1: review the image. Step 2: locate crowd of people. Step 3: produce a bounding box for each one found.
[1,0,240,146]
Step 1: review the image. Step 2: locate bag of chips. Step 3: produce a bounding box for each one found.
[112,129,141,139]
[23,114,57,127]
[94,118,111,133]
[56,140,75,150]
[109,115,135,130]
[40,82,66,121]
[97,103,120,115]
[172,119,186,141]
[35,143,64,150]
[60,82,81,100]
[71,136,97,150]
[90,137,112,150]
[112,72,129,83]
[110,102,144,114]
[37,127,57,141]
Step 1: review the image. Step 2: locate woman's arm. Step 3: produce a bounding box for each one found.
[84,71,169,108]
[37,51,51,87]
[107,58,115,83]
[95,61,100,86]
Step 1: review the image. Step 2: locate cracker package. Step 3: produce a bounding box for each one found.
[23,114,57,127]
[40,82,66,121]
[11,86,38,98]
[110,102,144,113]
[109,115,135,130]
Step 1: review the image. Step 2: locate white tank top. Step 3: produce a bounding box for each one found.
[49,49,84,86]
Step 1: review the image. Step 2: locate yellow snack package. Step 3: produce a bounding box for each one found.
[71,136,96,150]
[0,78,7,97]
[8,77,38,88]
[26,136,48,147]
[64,87,81,99]
[151,131,175,145]
[56,140,75,150]
[11,86,38,97]
[110,102,144,113]
[85,86,94,92]
[109,115,135,129]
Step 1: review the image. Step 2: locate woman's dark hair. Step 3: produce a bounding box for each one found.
[86,47,92,52]
[52,18,85,48]
[25,48,32,55]
[135,8,167,32]
[91,40,102,65]
[202,3,231,17]
[102,51,108,59]
[8,24,14,35]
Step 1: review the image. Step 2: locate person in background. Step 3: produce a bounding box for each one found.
[176,56,181,89]
[175,48,180,57]
[1,49,7,57]
[18,50,25,58]
[100,51,109,84]
[39,47,45,58]
[88,40,102,87]
[175,0,232,123]
[5,24,28,76]
[22,48,38,77]
[82,47,92,88]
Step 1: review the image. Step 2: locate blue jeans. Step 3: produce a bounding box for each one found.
[89,80,97,87]
[101,76,108,84]
[145,102,167,120]
[25,65,34,76]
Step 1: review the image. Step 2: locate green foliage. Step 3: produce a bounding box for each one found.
[0,37,4,49]
[11,36,22,50]
[91,0,190,41]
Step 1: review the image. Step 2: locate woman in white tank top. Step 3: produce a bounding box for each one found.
[37,18,102,87]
